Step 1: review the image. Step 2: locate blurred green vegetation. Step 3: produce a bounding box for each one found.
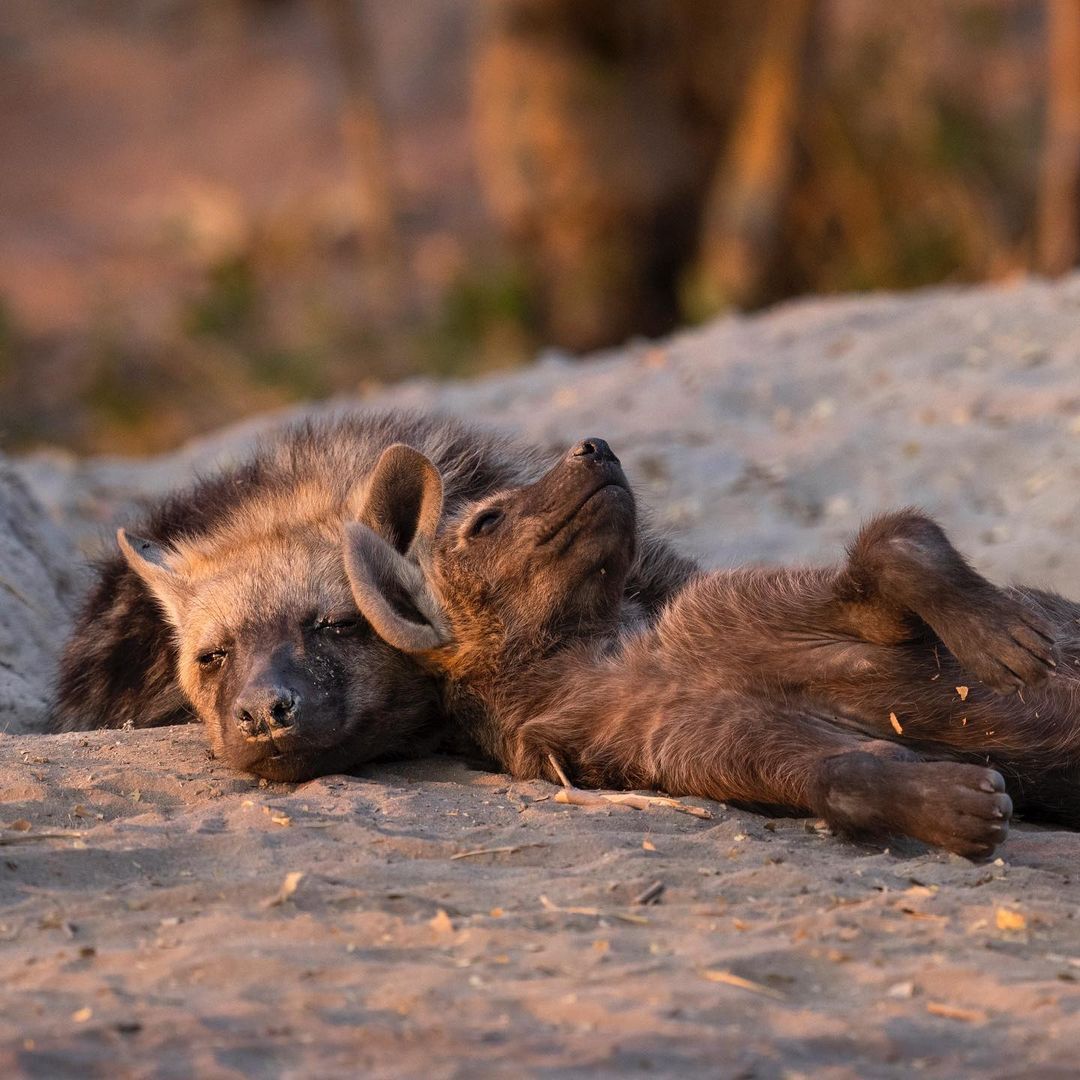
[420,266,534,377]
[183,256,259,341]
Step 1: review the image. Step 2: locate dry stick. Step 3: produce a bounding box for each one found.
[539,894,649,926]
[450,843,548,861]
[263,871,304,909]
[546,754,712,820]
[925,1001,988,1024]
[547,756,574,789]
[701,969,786,1001]
[0,832,83,846]
[634,880,666,906]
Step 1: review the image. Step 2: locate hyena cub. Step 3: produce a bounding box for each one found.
[346,438,1080,858]
[53,413,695,782]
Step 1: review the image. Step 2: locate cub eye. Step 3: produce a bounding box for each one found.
[197,649,227,670]
[468,508,504,538]
[317,616,362,637]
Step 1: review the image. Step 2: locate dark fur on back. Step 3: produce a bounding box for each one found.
[51,412,696,762]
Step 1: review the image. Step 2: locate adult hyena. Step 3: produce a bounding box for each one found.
[344,438,1080,858]
[51,413,696,781]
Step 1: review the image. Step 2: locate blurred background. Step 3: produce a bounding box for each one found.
[1,0,1077,454]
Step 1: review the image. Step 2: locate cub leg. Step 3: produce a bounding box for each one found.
[532,694,1014,858]
[808,742,1012,858]
[836,510,1058,694]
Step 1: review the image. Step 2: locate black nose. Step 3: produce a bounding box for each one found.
[235,687,299,737]
[570,438,618,465]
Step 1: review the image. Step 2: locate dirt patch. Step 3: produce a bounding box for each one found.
[1,727,1078,1077]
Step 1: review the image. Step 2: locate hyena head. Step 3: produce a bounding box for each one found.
[117,471,444,781]
[344,438,636,688]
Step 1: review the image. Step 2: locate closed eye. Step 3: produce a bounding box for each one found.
[468,508,504,538]
[197,649,227,670]
[316,615,362,637]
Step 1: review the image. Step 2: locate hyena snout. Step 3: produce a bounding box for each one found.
[234,684,301,739]
[569,437,619,467]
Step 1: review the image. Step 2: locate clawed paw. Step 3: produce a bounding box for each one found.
[901,764,1012,858]
[940,599,1058,696]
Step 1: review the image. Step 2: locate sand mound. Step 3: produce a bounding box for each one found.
[0,458,81,735]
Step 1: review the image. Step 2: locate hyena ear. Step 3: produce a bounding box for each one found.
[116,529,186,627]
[344,522,450,654]
[361,444,445,556]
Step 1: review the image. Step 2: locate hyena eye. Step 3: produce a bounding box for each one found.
[197,649,227,670]
[468,508,504,538]
[317,616,362,637]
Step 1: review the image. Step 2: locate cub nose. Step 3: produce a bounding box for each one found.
[570,437,618,465]
[235,687,300,738]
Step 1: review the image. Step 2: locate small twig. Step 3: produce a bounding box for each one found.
[539,894,650,925]
[450,843,547,861]
[555,788,712,819]
[0,832,83,846]
[545,754,712,819]
[540,894,598,916]
[263,871,304,909]
[701,968,786,1000]
[634,880,666,906]
[547,754,573,789]
[925,1001,988,1024]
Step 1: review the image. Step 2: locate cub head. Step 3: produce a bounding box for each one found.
[344,438,636,686]
[116,458,445,781]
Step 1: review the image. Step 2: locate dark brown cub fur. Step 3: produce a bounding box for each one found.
[347,438,1080,858]
[51,414,695,781]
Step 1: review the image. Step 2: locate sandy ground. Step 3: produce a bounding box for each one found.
[1,729,1078,1078]
[4,276,1080,1075]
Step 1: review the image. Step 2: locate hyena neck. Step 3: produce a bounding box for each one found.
[440,600,653,775]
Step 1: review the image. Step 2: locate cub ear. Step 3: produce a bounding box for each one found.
[116,529,186,627]
[361,443,445,556]
[344,522,450,655]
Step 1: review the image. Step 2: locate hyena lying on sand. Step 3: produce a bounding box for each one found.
[346,438,1080,857]
[51,413,695,781]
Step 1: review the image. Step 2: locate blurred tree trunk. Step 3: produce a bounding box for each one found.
[469,0,704,351]
[470,1,822,346]
[1037,0,1080,275]
[316,0,401,269]
[693,0,820,313]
